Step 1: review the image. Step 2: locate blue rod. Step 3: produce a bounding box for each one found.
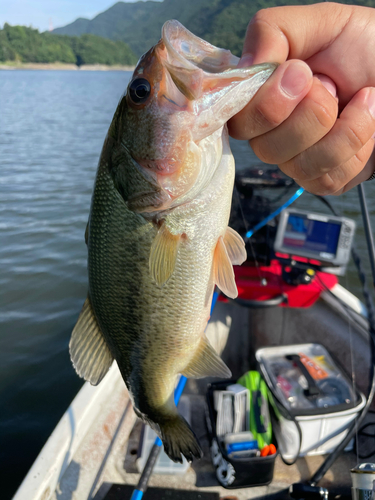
[245,187,304,239]
[131,290,220,499]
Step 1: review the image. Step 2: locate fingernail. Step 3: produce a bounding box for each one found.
[238,53,254,68]
[367,89,375,119]
[280,61,312,98]
[315,74,337,98]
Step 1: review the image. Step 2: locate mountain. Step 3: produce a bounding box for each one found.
[53,0,375,59]
[52,0,262,58]
[53,0,216,58]
[0,24,137,65]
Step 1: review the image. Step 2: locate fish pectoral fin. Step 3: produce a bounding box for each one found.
[181,336,231,379]
[85,221,89,245]
[213,236,238,299]
[149,223,181,286]
[224,226,247,265]
[69,296,114,386]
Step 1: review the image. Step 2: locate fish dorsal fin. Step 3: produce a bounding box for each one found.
[85,221,89,245]
[149,223,181,286]
[69,296,113,386]
[224,226,247,265]
[213,236,238,299]
[181,336,231,379]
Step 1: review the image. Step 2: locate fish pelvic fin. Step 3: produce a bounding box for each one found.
[69,296,114,386]
[181,336,231,379]
[224,226,247,265]
[149,223,181,286]
[213,235,238,299]
[159,414,203,463]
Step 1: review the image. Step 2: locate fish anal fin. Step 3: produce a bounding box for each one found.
[224,226,247,265]
[181,336,231,379]
[69,296,113,386]
[149,223,181,286]
[213,236,238,299]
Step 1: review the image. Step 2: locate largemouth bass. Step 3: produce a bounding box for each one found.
[70,20,276,463]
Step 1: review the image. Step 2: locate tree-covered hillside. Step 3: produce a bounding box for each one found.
[54,0,213,58]
[3,0,375,65]
[53,0,375,58]
[0,24,137,65]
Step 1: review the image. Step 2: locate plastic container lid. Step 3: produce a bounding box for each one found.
[256,343,359,416]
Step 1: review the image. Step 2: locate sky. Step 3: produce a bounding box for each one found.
[0,0,161,33]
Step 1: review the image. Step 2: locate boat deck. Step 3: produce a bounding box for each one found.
[17,295,374,500]
[53,386,365,500]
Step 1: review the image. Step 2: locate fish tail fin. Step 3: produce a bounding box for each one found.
[159,414,203,464]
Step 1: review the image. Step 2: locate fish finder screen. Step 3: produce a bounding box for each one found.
[282,214,341,258]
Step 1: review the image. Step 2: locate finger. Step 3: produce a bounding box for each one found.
[340,144,375,194]
[228,60,313,141]
[294,139,375,196]
[280,87,375,182]
[238,3,352,66]
[249,76,338,165]
[315,74,337,99]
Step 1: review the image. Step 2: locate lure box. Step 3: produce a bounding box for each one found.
[206,380,277,489]
[256,343,366,460]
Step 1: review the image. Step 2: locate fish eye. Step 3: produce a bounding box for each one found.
[129,78,151,104]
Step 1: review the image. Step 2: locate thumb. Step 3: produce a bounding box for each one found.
[238,3,352,67]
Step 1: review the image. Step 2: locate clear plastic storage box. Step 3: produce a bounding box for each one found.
[256,343,365,459]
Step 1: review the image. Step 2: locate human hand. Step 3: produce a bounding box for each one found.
[228,3,375,195]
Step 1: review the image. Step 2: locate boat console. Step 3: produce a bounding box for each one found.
[274,209,355,270]
[228,167,356,308]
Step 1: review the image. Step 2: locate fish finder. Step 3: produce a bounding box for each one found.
[274,209,356,267]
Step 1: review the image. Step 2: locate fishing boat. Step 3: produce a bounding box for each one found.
[13,166,375,500]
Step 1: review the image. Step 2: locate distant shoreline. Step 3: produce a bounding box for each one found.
[0,62,136,71]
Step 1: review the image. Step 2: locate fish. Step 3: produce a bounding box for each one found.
[69,20,276,463]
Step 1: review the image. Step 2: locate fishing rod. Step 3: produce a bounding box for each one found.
[245,187,304,239]
[358,182,375,289]
[130,290,220,500]
[291,182,375,496]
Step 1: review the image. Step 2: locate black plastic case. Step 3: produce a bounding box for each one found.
[205,380,277,489]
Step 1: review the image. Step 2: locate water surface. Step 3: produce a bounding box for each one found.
[1,70,374,499]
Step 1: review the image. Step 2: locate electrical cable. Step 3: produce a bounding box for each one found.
[308,186,375,486]
[237,185,375,482]
[357,415,375,459]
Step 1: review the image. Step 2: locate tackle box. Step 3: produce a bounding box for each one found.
[256,343,366,460]
[206,380,277,488]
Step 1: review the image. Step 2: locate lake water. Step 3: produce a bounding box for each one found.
[1,70,374,499]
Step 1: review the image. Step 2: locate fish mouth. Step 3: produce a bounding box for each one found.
[160,20,277,141]
[162,20,239,74]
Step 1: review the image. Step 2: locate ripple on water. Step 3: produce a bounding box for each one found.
[1,70,375,499]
